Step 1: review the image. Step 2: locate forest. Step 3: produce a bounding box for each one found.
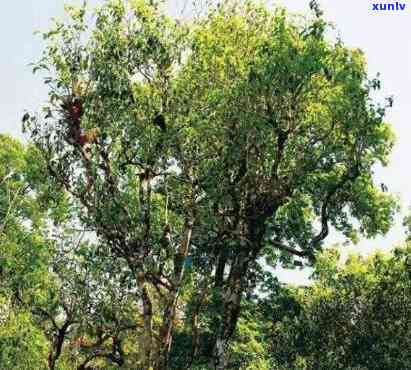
[0,0,410,369]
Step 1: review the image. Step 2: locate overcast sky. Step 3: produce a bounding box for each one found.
[1,0,410,283]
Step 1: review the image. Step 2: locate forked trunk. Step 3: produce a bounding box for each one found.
[48,321,71,370]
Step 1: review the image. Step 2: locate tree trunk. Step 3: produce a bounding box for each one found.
[215,247,228,287]
[213,251,250,369]
[156,219,193,370]
[137,272,154,370]
[187,281,209,369]
[48,321,71,370]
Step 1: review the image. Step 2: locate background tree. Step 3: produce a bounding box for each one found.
[25,1,199,368]
[270,245,411,370]
[0,135,141,369]
[0,134,52,369]
[173,2,397,367]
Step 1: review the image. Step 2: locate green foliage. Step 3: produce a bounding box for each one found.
[270,246,411,370]
[228,302,273,370]
[0,310,48,369]
[1,0,403,368]
[0,134,51,306]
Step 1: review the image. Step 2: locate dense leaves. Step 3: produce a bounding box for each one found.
[270,246,411,370]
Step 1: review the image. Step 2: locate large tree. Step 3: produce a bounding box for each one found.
[25,1,397,368]
[171,2,397,367]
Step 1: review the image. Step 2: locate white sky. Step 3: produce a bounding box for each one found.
[1,0,410,283]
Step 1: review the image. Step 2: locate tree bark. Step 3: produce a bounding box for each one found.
[137,272,154,370]
[213,250,250,370]
[212,202,270,369]
[215,247,228,287]
[187,281,209,369]
[156,218,193,370]
[48,321,71,370]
